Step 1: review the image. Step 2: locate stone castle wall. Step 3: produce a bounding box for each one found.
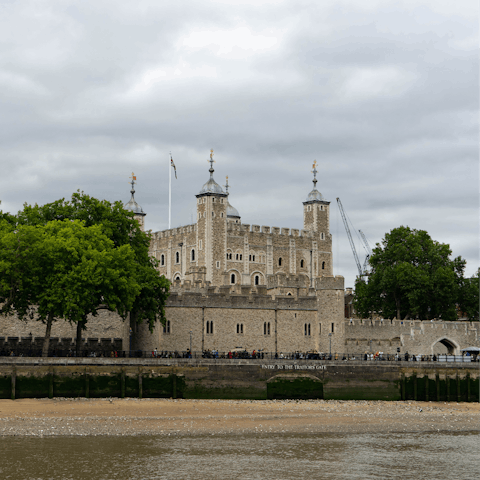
[344,318,479,355]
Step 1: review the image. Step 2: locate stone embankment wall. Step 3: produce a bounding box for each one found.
[344,318,479,355]
[0,358,478,402]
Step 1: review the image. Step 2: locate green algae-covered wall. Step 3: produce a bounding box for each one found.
[0,361,478,402]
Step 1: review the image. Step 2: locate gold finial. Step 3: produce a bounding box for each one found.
[312,160,317,169]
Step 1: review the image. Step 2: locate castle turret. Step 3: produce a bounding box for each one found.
[303,160,330,234]
[195,150,228,284]
[123,172,146,231]
[303,161,332,276]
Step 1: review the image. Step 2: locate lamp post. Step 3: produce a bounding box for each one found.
[189,330,192,357]
[328,333,332,357]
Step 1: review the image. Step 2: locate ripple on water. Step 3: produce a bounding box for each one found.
[0,432,478,480]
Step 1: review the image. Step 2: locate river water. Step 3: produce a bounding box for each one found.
[1,432,478,480]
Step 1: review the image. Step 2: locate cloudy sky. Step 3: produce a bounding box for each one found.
[0,0,477,287]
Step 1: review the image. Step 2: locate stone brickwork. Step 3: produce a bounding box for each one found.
[344,318,479,355]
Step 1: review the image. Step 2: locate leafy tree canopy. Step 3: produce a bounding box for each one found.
[0,192,170,355]
[0,220,140,355]
[353,226,477,321]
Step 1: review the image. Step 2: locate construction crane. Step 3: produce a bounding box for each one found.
[336,197,363,277]
[359,229,372,274]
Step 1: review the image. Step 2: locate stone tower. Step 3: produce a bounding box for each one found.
[302,161,333,276]
[195,150,228,284]
[123,172,146,231]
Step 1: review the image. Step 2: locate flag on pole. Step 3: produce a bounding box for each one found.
[170,156,177,179]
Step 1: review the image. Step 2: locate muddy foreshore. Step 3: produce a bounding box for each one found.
[0,398,478,437]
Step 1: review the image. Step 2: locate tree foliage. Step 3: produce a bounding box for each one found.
[353,226,476,321]
[0,220,140,355]
[0,192,170,355]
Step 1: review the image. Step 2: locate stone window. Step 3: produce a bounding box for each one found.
[240,254,242,260]
[304,323,311,336]
[199,240,202,250]
[203,198,206,204]
[231,273,236,284]
[236,323,244,334]
[203,212,206,218]
[160,254,165,266]
[216,261,220,268]
[212,197,215,202]
[254,275,259,286]
[198,213,201,219]
[287,292,292,296]
[212,211,215,217]
[321,233,324,240]
[263,322,270,335]
[331,323,335,333]
[319,323,321,335]
[322,261,325,270]
[175,251,180,264]
[163,320,171,334]
[320,205,324,211]
[206,321,214,335]
[191,249,195,262]
[220,198,223,204]
[278,257,282,267]
[300,259,304,268]
[307,205,311,212]
[221,212,224,218]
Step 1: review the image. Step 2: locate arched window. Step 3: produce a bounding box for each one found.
[254,275,259,286]
[287,292,292,296]
[300,259,304,268]
[191,249,195,261]
[278,257,282,266]
[175,276,180,281]
[161,254,165,266]
[176,251,180,263]
[236,254,239,260]
[221,212,224,218]
[322,261,325,270]
[231,273,236,284]
[249,255,251,261]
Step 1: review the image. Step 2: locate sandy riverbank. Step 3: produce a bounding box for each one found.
[0,398,478,436]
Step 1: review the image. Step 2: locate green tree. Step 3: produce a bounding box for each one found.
[353,226,467,321]
[457,268,479,321]
[0,220,140,356]
[13,191,170,352]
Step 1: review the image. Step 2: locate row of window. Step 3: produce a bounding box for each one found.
[229,273,262,285]
[159,252,326,270]
[198,197,225,204]
[304,323,335,336]
[198,211,225,219]
[306,205,325,211]
[162,321,335,335]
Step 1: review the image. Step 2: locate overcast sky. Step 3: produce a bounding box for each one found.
[0,0,478,288]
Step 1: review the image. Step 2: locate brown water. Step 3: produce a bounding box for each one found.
[1,432,478,480]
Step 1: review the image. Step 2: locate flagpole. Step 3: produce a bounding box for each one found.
[169,154,171,229]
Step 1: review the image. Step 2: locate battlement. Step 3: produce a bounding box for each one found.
[153,224,197,239]
[226,223,313,238]
[166,290,318,310]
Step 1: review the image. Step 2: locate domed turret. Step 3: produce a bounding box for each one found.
[124,172,146,230]
[198,151,225,195]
